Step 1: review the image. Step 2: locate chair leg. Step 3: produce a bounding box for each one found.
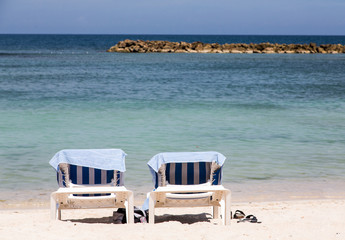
[223,191,231,225]
[148,193,155,224]
[50,195,57,220]
[126,192,134,224]
[213,206,219,219]
[220,199,225,223]
[57,208,61,220]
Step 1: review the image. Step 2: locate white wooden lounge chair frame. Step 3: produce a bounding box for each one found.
[148,184,231,225]
[51,185,134,223]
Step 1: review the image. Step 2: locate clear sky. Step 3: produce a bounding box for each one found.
[0,0,344,35]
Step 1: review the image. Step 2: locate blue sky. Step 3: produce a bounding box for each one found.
[0,0,344,35]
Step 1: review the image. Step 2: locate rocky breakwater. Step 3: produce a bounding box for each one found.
[107,39,345,54]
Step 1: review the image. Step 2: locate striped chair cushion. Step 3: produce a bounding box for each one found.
[56,164,123,196]
[154,162,222,188]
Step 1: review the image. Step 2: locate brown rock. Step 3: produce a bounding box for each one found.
[187,49,198,53]
[222,43,232,50]
[262,47,275,54]
[203,43,213,51]
[230,49,243,54]
[245,49,254,54]
[198,49,212,53]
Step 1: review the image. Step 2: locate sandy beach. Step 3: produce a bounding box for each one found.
[1,197,344,240]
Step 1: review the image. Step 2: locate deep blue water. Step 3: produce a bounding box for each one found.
[0,34,345,196]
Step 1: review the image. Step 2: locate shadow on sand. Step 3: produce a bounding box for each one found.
[65,213,212,224]
[155,213,212,224]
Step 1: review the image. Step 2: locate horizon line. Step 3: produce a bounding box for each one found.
[1,33,345,37]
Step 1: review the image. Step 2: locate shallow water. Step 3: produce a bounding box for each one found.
[0,35,345,198]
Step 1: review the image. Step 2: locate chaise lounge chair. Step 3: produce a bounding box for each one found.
[147,151,231,225]
[49,149,134,223]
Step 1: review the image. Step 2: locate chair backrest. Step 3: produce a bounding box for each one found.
[56,163,124,187]
[154,161,222,188]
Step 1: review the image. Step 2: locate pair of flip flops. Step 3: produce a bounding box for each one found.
[233,210,261,223]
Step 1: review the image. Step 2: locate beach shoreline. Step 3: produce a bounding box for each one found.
[2,177,345,209]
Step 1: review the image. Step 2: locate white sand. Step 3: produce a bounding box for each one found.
[1,199,344,240]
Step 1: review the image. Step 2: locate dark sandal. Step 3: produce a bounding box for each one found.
[237,214,262,223]
[233,210,245,219]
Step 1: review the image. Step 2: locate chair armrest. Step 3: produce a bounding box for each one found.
[52,186,130,195]
[153,185,229,194]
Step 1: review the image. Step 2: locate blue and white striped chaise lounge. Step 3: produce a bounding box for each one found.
[49,149,134,223]
[147,152,231,225]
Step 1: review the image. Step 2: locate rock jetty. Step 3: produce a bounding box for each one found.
[107,39,345,54]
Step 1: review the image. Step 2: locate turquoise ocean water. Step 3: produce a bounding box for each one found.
[1,35,345,202]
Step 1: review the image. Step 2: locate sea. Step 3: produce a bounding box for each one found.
[1,34,345,203]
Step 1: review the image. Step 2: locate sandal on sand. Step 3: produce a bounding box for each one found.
[233,210,246,219]
[237,214,262,223]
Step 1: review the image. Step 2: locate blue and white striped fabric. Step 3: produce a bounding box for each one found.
[148,152,226,189]
[49,149,127,171]
[56,164,124,197]
[57,164,124,187]
[148,151,226,173]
